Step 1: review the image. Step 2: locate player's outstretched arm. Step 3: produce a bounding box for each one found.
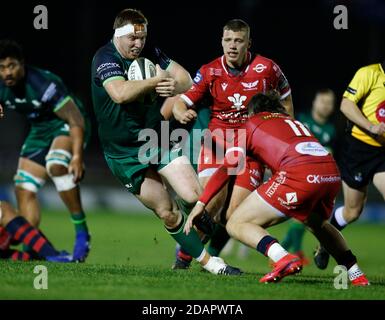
[55,100,85,183]
[0,104,3,119]
[341,97,385,135]
[184,149,245,235]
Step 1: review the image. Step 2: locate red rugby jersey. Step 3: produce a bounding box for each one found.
[181,53,291,130]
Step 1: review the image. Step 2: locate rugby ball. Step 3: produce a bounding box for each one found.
[127,57,156,80]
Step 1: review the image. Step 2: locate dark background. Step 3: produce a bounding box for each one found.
[0,0,384,188]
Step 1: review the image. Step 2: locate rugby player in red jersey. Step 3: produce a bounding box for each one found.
[171,19,294,268]
[184,92,369,285]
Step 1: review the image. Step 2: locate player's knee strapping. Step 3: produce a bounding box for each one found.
[14,170,45,193]
[45,149,77,191]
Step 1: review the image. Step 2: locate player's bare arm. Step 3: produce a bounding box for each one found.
[161,61,193,94]
[341,97,385,135]
[172,98,197,124]
[104,64,169,104]
[0,103,4,119]
[55,100,85,183]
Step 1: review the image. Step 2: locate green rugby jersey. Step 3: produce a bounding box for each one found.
[297,112,336,152]
[91,41,170,158]
[0,65,87,132]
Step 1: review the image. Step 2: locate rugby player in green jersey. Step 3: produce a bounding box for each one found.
[91,8,241,275]
[0,105,74,262]
[0,40,91,262]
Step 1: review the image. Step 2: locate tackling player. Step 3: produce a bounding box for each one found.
[282,88,336,265]
[0,40,91,262]
[184,92,369,285]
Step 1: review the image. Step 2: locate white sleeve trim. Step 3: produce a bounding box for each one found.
[225,147,245,155]
[280,89,291,100]
[180,94,195,107]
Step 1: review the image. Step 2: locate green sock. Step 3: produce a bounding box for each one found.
[291,222,306,252]
[207,224,230,256]
[281,223,294,250]
[166,213,205,258]
[71,212,88,233]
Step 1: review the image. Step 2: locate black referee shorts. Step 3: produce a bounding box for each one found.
[338,134,385,190]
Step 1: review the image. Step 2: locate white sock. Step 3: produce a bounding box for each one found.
[334,206,348,228]
[348,263,364,281]
[267,243,288,262]
[203,256,226,274]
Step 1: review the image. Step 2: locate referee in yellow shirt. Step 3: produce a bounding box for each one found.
[314,61,385,269]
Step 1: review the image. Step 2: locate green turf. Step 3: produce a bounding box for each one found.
[1,209,384,299]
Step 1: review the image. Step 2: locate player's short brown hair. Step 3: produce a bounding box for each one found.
[223,19,250,37]
[113,9,148,29]
[248,91,288,116]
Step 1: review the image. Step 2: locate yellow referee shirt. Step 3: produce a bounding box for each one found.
[343,63,385,146]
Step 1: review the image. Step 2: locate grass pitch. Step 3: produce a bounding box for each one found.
[1,209,385,300]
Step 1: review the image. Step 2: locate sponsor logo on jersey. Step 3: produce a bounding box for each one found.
[277,192,298,210]
[96,62,120,73]
[15,98,27,103]
[241,80,259,90]
[265,171,286,198]
[375,100,385,123]
[295,142,329,156]
[221,82,228,91]
[41,83,57,103]
[228,93,247,111]
[250,176,260,188]
[209,68,222,76]
[253,63,267,73]
[285,192,297,204]
[193,71,203,84]
[5,100,16,109]
[306,175,341,184]
[32,100,42,108]
[125,183,133,189]
[346,86,357,95]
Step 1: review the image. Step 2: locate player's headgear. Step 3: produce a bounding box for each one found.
[113,9,148,37]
